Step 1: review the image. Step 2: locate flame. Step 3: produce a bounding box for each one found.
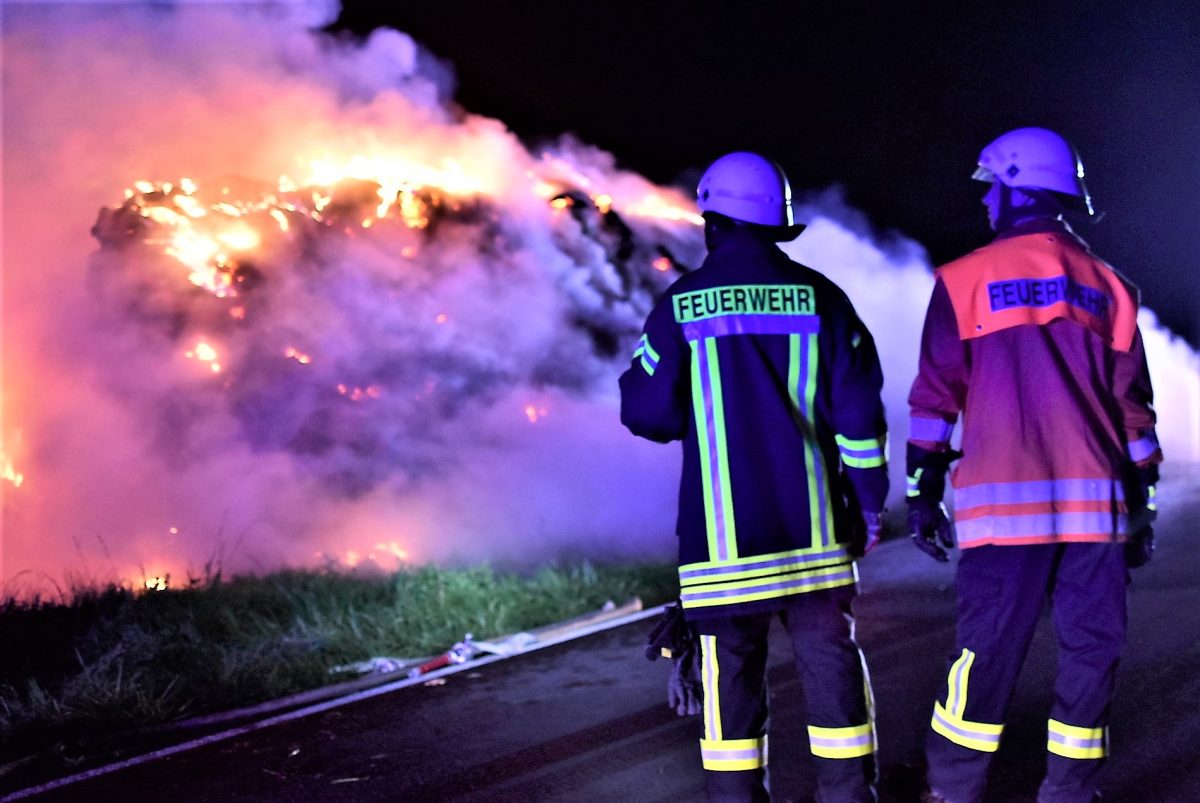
[625,192,704,226]
[316,539,411,571]
[143,574,170,592]
[652,256,672,272]
[185,340,222,373]
[285,346,312,365]
[375,541,409,562]
[1,435,24,489]
[216,222,260,251]
[337,384,382,401]
[524,404,549,424]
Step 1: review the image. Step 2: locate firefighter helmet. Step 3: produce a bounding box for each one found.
[696,151,796,228]
[972,127,1094,215]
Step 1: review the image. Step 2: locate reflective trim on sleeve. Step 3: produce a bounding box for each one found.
[1146,485,1157,512]
[699,736,768,772]
[1127,431,1160,463]
[836,433,888,469]
[906,471,922,498]
[909,416,954,445]
[807,723,875,759]
[1047,719,1107,760]
[632,334,660,376]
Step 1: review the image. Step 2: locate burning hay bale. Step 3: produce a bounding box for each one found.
[87,169,702,496]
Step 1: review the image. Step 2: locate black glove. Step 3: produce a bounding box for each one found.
[667,639,704,716]
[909,499,955,562]
[1124,525,1154,568]
[906,444,962,562]
[645,603,703,716]
[645,602,691,661]
[1124,464,1158,569]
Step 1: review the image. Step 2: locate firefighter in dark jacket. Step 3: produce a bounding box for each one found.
[620,151,889,802]
[907,127,1162,803]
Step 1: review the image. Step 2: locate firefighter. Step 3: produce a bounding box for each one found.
[907,127,1162,803]
[620,151,888,802]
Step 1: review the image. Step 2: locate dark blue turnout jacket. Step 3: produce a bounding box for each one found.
[620,227,888,619]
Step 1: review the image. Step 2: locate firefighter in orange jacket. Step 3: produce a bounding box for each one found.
[907,127,1161,803]
[621,152,888,802]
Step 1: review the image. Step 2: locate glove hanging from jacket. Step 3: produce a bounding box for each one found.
[645,602,703,716]
[906,443,962,562]
[1125,463,1159,568]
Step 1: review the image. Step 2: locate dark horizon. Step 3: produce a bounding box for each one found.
[334,1,1200,347]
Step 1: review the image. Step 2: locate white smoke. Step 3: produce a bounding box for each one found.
[1,3,1196,595]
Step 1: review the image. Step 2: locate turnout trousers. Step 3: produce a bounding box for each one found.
[926,543,1128,803]
[694,585,877,803]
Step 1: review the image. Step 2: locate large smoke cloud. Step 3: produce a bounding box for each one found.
[2,2,1196,595]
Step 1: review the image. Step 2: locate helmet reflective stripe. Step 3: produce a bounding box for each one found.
[973,127,1094,215]
[696,151,795,227]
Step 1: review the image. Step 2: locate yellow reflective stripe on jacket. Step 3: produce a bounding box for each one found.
[699,736,768,771]
[807,723,875,759]
[680,562,857,610]
[690,338,738,564]
[789,332,835,547]
[1047,719,1107,759]
[679,544,850,586]
[931,701,1003,753]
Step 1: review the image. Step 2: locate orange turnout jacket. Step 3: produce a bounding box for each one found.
[908,218,1161,548]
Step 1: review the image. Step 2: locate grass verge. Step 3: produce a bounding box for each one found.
[0,561,676,772]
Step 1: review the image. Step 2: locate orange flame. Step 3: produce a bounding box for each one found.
[1,435,24,489]
[184,340,222,373]
[285,346,312,365]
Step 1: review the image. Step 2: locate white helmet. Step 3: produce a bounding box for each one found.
[697,151,796,228]
[972,127,1094,215]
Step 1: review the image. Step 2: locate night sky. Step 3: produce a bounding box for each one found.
[333,2,1200,347]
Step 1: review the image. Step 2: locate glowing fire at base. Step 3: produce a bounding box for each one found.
[1,434,25,489]
[143,574,169,592]
[524,404,549,424]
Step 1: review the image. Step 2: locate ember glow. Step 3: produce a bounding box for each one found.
[2,3,1196,595]
[0,438,24,490]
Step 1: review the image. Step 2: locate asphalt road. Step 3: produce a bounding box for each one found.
[11,464,1199,803]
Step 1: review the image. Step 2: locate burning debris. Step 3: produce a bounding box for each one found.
[87,164,702,497]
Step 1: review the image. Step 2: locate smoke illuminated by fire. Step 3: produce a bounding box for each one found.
[2,3,1197,597]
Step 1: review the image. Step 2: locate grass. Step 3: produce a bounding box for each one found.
[0,561,677,771]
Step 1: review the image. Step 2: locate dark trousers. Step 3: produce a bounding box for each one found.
[926,543,1128,803]
[695,586,877,803]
